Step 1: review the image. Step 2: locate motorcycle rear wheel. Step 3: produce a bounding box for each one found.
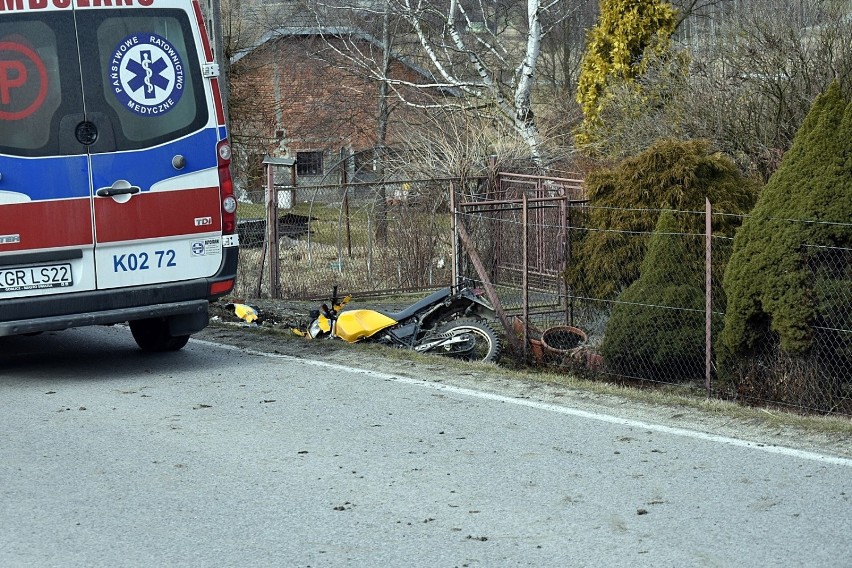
[434,318,501,363]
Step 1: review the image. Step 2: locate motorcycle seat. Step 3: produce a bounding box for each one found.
[377,287,452,322]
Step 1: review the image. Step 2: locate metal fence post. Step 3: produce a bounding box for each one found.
[522,192,529,362]
[705,197,712,396]
[449,180,459,289]
[564,195,572,327]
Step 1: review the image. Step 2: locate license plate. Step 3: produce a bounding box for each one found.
[0,263,73,293]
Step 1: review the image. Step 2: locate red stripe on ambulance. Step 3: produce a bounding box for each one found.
[191,0,213,62]
[93,187,222,243]
[210,77,225,125]
[0,199,93,251]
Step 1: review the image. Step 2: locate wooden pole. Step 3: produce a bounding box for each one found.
[341,149,352,258]
[456,217,523,354]
[266,164,280,299]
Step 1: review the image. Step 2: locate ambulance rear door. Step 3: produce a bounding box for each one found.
[76,2,226,291]
[0,10,95,299]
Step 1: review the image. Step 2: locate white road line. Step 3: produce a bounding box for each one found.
[195,339,852,468]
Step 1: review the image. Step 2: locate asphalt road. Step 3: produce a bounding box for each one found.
[1,326,850,567]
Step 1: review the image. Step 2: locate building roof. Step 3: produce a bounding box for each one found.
[230,26,457,95]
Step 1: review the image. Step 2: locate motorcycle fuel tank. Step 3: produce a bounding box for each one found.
[334,309,397,342]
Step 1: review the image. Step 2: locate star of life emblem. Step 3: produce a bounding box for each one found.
[110,33,185,116]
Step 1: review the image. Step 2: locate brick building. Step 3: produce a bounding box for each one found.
[229,27,451,194]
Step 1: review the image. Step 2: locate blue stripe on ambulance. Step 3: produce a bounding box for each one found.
[0,155,89,201]
[90,128,218,193]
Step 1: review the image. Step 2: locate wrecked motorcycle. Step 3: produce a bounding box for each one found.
[300,282,502,363]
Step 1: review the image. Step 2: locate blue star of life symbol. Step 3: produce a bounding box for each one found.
[112,33,184,116]
[125,50,169,100]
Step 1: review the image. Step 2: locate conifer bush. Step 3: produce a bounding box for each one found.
[719,82,852,406]
[601,210,708,381]
[575,0,678,148]
[566,139,758,300]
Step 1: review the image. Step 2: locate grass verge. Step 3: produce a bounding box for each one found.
[208,320,852,438]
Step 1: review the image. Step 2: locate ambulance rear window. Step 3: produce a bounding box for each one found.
[0,16,78,156]
[80,10,208,151]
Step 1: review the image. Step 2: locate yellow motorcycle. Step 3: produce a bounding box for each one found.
[303,282,501,362]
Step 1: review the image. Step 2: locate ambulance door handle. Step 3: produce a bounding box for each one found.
[96,180,141,197]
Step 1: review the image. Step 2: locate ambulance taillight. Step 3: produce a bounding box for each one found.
[217,140,237,234]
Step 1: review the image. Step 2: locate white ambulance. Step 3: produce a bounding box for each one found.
[0,0,239,351]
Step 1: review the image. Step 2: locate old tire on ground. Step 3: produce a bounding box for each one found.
[434,318,501,363]
[129,318,190,352]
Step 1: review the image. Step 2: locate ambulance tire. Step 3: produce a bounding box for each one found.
[129,318,191,352]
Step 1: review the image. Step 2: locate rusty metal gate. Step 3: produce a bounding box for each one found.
[452,172,586,357]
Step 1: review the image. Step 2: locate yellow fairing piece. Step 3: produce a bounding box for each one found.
[334,310,397,342]
[333,295,352,312]
[233,304,258,323]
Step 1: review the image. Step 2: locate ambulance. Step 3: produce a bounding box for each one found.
[0,0,239,351]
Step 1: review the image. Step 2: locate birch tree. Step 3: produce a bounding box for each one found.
[390,0,548,164]
[302,0,597,167]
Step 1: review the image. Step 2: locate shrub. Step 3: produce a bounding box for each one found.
[721,82,852,356]
[566,139,758,300]
[718,82,852,410]
[601,210,707,382]
[575,0,678,148]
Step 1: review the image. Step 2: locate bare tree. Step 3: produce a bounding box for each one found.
[585,0,852,178]
[286,0,598,167]
[537,1,598,95]
[680,0,852,178]
[221,0,284,198]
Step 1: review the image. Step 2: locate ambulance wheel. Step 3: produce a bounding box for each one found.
[130,318,191,352]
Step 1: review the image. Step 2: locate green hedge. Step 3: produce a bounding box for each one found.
[602,210,707,381]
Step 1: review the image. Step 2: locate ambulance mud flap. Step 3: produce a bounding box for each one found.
[205,242,239,300]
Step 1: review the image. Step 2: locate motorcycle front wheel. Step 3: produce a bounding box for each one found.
[434,318,501,363]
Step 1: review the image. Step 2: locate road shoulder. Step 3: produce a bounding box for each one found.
[196,324,852,461]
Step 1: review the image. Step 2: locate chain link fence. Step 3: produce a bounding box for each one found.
[234,172,851,416]
[235,179,468,298]
[459,188,852,415]
[716,240,852,414]
[554,207,723,387]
